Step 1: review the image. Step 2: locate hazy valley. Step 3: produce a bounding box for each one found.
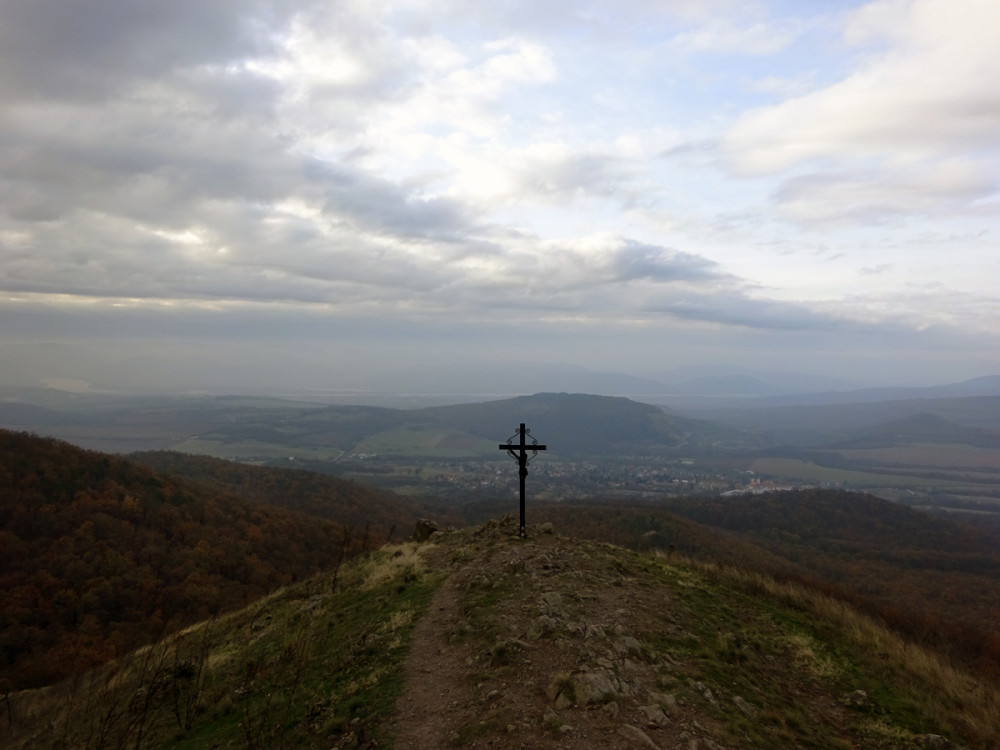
[3,375,1000,514]
[3,374,1000,748]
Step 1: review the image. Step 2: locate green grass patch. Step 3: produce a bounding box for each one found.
[750,457,968,489]
[355,425,495,458]
[6,546,443,750]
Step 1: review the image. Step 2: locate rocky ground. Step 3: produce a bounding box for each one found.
[384,516,805,750]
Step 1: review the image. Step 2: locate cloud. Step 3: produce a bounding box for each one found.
[773,159,995,224]
[0,0,996,393]
[669,19,799,56]
[724,1,1000,172]
[0,0,295,102]
[714,0,1000,231]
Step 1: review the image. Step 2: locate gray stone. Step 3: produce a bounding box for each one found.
[733,695,758,718]
[615,635,643,656]
[617,723,662,749]
[915,735,960,749]
[540,591,563,611]
[527,615,558,640]
[841,689,870,708]
[412,519,439,542]
[573,669,620,705]
[639,703,670,727]
[648,691,677,713]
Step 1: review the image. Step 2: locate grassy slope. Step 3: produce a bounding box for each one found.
[5,522,997,749]
[3,544,440,750]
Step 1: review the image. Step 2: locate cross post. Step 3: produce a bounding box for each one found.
[498,423,547,536]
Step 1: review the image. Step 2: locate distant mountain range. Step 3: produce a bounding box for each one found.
[743,374,1000,407]
[692,394,1000,448]
[3,373,1000,460]
[829,411,1000,449]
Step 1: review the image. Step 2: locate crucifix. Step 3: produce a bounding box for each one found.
[498,423,547,537]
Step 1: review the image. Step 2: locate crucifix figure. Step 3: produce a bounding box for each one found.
[498,423,547,536]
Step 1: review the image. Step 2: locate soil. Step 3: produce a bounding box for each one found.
[384,516,732,750]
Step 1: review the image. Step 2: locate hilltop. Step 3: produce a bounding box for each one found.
[4,518,997,749]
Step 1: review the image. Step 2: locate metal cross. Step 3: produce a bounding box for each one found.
[498,423,547,536]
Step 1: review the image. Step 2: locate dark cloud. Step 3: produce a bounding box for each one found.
[0,1,995,393]
[608,240,721,283]
[0,0,297,101]
[651,294,861,333]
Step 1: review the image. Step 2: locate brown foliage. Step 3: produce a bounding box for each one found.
[0,431,398,689]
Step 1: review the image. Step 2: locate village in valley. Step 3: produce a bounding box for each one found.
[301,452,799,502]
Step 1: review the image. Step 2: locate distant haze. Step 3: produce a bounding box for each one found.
[1,1,998,394]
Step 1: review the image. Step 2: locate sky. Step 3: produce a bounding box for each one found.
[1,0,998,396]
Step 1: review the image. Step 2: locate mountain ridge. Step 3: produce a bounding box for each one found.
[5,519,996,749]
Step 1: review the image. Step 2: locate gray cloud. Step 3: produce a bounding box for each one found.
[0,0,295,101]
[0,1,996,394]
[653,294,859,332]
[608,240,720,284]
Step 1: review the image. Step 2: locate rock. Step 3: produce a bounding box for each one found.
[538,522,554,534]
[617,723,662,749]
[648,691,678,713]
[573,669,620,705]
[915,735,960,749]
[639,703,670,727]
[412,519,439,542]
[490,638,530,665]
[546,671,575,706]
[840,689,870,708]
[539,591,563,612]
[615,635,643,656]
[527,615,558,640]
[543,707,561,729]
[733,695,758,718]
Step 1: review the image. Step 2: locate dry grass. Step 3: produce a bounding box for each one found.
[659,551,1000,743]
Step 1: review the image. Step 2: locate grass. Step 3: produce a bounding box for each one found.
[3,543,443,750]
[355,425,495,458]
[652,552,1000,747]
[6,525,999,750]
[750,457,969,489]
[169,437,339,461]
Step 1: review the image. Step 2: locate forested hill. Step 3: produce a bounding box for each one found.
[415,392,705,455]
[0,430,407,690]
[130,450,420,532]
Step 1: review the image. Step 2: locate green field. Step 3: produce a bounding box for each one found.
[169,437,339,461]
[354,424,496,458]
[834,444,1000,469]
[750,457,968,489]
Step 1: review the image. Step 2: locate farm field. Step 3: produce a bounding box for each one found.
[833,444,1000,469]
[354,425,496,458]
[168,437,340,461]
[749,456,970,489]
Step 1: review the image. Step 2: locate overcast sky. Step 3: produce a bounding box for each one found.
[1,0,998,396]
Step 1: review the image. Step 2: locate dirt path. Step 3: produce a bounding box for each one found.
[382,518,712,750]
[385,546,472,749]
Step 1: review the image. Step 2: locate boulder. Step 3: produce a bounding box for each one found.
[412,519,439,542]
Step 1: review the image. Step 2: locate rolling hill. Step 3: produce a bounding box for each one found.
[828,412,1000,449]
[0,390,749,459]
[0,430,416,690]
[4,519,997,749]
[689,395,1000,447]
